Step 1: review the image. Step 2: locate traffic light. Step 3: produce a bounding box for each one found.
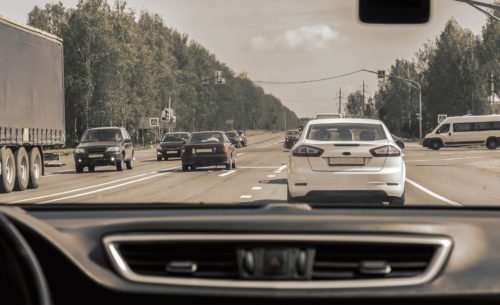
[161,108,170,122]
[377,70,386,79]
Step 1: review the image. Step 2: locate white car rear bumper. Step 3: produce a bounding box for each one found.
[287,158,405,199]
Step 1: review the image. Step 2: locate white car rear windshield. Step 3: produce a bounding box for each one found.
[306,123,387,142]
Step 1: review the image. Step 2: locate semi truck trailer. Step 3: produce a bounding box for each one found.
[0,16,65,193]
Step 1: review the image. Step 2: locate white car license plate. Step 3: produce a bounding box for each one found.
[329,157,365,166]
[89,154,103,158]
[196,148,213,153]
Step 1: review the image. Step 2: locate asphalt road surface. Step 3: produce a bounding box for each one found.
[1,132,499,206]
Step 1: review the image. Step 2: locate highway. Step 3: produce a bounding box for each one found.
[1,132,499,206]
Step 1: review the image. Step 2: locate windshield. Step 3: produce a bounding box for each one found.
[0,0,498,207]
[81,129,122,143]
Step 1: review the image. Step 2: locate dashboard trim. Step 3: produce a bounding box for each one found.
[103,233,452,289]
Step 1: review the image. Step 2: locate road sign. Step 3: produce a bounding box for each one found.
[377,70,386,79]
[437,114,447,124]
[215,71,226,85]
[150,117,159,127]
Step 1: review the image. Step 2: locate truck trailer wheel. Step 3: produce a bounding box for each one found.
[0,148,16,193]
[28,148,42,189]
[14,147,30,191]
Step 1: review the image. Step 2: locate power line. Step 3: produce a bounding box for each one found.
[254,69,365,85]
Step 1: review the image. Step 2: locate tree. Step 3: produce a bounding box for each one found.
[346,91,364,118]
[26,0,300,144]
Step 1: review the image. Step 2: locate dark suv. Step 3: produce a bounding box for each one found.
[74,127,134,173]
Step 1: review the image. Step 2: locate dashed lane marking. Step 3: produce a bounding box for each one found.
[218,170,237,177]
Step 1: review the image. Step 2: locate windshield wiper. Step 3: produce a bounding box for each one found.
[455,0,500,21]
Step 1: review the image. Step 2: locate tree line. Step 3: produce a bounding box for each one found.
[346,16,498,138]
[26,0,300,144]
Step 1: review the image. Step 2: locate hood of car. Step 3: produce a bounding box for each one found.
[78,141,122,148]
[160,141,185,148]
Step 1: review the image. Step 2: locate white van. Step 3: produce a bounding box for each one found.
[422,115,500,150]
[316,113,343,119]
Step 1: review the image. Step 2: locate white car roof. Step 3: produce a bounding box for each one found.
[307,118,384,125]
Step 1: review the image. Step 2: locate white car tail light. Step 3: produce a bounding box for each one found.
[370,145,401,157]
[292,145,324,157]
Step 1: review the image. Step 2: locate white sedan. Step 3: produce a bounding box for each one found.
[287,118,405,205]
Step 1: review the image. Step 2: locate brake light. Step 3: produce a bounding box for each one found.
[292,145,324,157]
[216,145,227,153]
[370,145,401,157]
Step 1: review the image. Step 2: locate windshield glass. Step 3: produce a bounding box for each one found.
[189,133,224,144]
[307,123,387,142]
[0,0,498,207]
[81,129,122,143]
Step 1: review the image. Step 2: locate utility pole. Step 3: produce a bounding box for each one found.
[168,96,172,133]
[361,80,368,117]
[338,87,343,115]
[284,110,287,131]
[490,73,495,114]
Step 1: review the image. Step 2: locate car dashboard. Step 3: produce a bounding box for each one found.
[2,203,500,305]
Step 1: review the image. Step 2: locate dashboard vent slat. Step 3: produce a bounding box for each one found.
[118,242,239,279]
[312,243,437,280]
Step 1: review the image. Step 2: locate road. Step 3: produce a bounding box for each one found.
[1,132,499,206]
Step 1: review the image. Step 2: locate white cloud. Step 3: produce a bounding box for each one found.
[249,25,342,52]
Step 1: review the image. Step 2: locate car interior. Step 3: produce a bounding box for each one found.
[0,0,499,305]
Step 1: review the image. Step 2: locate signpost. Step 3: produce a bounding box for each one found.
[438,114,447,124]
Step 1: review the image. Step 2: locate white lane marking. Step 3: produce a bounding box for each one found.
[43,173,168,203]
[251,187,262,191]
[267,174,276,178]
[405,156,484,163]
[14,173,148,203]
[219,170,237,177]
[238,166,280,169]
[240,195,253,199]
[439,150,487,155]
[405,178,463,207]
[237,152,245,156]
[14,166,180,203]
[276,165,287,172]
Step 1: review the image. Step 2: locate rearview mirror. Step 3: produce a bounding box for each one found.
[359,0,430,24]
[396,140,405,150]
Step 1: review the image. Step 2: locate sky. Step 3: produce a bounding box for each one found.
[1,0,490,118]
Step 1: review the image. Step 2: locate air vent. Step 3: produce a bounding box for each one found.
[118,242,239,279]
[104,234,452,289]
[313,243,435,280]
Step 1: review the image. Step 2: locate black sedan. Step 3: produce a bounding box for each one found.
[157,132,190,161]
